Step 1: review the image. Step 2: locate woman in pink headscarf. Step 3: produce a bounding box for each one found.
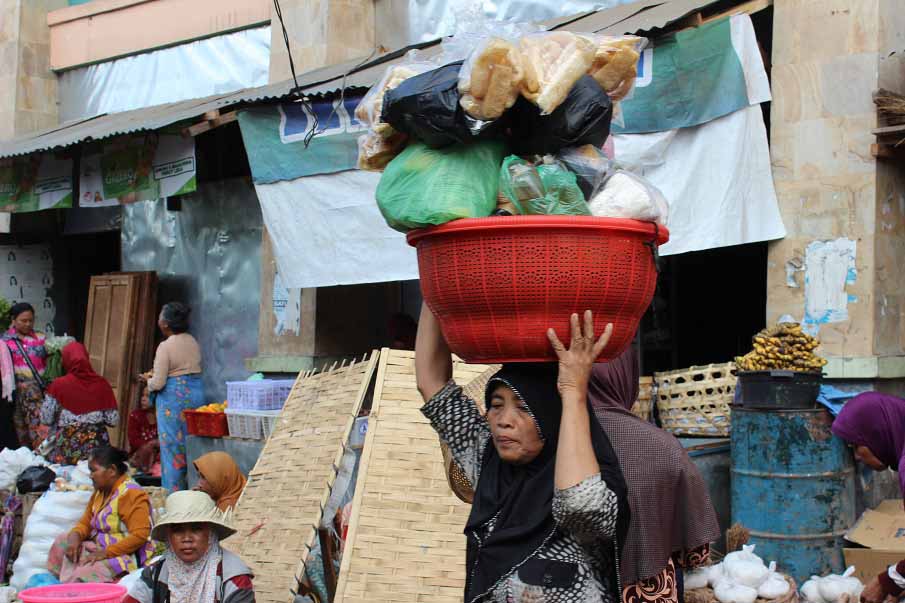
[831,393,905,603]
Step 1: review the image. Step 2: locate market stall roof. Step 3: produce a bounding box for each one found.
[0,0,740,160]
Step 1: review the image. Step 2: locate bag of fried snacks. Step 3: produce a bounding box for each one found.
[519,31,596,115]
[458,38,524,120]
[586,35,647,102]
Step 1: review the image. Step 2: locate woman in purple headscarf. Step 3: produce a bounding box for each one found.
[831,393,905,603]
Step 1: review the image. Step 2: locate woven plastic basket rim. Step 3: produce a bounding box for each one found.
[406,216,670,246]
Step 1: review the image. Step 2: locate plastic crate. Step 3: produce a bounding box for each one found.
[226,379,295,411]
[226,408,281,440]
[184,411,228,438]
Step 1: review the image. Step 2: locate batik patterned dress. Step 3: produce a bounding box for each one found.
[156,375,204,491]
[40,395,118,465]
[3,329,47,449]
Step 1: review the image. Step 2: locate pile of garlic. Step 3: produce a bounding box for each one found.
[800,567,864,603]
[684,545,792,603]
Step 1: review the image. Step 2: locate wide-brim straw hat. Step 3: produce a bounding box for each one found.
[151,490,237,541]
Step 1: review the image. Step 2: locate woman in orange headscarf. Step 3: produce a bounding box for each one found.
[192,452,247,511]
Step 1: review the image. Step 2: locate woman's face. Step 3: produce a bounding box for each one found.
[168,523,212,563]
[11,311,34,336]
[140,387,152,410]
[487,384,544,465]
[88,459,119,491]
[194,471,215,498]
[853,444,887,471]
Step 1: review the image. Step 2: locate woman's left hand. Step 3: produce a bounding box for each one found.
[547,311,613,400]
[81,549,106,564]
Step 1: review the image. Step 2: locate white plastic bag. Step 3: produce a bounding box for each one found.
[816,567,863,603]
[722,544,770,589]
[685,567,711,590]
[11,489,92,590]
[0,447,47,491]
[588,170,669,226]
[714,578,759,603]
[758,562,791,599]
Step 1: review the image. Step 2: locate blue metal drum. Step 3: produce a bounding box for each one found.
[731,407,856,583]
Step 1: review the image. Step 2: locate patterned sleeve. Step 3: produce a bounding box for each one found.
[674,543,711,569]
[421,381,491,489]
[552,473,618,542]
[223,575,255,603]
[40,394,59,426]
[103,408,119,427]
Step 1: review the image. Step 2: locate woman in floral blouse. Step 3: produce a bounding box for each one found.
[41,343,118,465]
[3,303,48,449]
[416,305,630,603]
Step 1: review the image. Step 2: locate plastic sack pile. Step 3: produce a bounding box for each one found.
[355,20,670,232]
[10,463,94,590]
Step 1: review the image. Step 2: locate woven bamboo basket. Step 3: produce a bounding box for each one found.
[631,376,654,421]
[655,363,736,436]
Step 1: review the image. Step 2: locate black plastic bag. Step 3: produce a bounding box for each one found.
[16,466,56,494]
[381,62,504,148]
[509,75,613,156]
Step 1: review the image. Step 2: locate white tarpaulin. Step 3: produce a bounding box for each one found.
[614,102,785,256]
[261,103,783,288]
[58,26,270,122]
[255,171,418,288]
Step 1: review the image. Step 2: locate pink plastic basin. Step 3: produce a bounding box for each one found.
[19,584,127,603]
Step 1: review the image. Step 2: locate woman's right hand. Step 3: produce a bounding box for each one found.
[65,532,82,563]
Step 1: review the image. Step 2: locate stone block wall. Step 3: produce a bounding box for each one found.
[768,0,905,369]
[0,0,66,140]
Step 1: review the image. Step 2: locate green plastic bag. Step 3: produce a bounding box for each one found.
[376,140,505,232]
[499,155,591,216]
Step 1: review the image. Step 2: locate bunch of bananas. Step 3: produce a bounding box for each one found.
[735,323,827,372]
[196,401,228,413]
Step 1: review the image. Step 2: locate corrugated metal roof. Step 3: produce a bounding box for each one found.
[0,0,731,159]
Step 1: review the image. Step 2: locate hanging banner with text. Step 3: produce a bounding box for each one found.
[0,154,73,213]
[79,129,196,207]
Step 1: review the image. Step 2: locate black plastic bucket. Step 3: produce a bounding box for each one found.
[736,371,823,409]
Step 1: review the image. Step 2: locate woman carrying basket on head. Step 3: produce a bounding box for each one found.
[416,303,630,603]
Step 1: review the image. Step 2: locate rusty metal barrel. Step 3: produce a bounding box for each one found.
[731,407,855,583]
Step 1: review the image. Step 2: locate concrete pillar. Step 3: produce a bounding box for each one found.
[268,0,375,84]
[767,0,905,380]
[0,0,66,139]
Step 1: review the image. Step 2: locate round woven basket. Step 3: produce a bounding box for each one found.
[684,575,799,603]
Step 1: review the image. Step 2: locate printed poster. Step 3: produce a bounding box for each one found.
[0,245,56,335]
[79,130,196,207]
[0,154,73,213]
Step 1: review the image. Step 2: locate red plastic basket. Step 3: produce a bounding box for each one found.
[407,215,669,363]
[184,410,228,438]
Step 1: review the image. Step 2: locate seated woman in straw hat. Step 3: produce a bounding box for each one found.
[124,491,255,603]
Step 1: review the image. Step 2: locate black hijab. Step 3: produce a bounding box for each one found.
[464,363,630,602]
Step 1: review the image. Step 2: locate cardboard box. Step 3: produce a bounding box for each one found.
[844,499,905,583]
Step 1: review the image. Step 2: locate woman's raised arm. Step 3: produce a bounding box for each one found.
[415,303,453,402]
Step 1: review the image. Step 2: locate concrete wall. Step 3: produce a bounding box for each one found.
[768,0,905,377]
[47,0,271,70]
[0,0,66,139]
[267,0,375,83]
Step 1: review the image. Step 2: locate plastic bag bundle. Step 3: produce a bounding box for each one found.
[382,62,504,148]
[11,489,92,590]
[519,31,596,115]
[357,130,408,172]
[16,466,56,494]
[0,448,46,491]
[499,156,590,216]
[586,35,647,101]
[354,62,432,138]
[557,145,614,198]
[509,75,613,156]
[588,170,669,225]
[459,38,524,120]
[376,140,505,232]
